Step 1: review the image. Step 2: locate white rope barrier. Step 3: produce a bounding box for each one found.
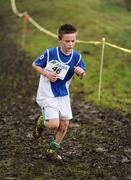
[28,15,57,38]
[105,42,131,54]
[10,0,57,38]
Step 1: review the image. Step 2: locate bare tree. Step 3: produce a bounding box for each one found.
[125,0,131,10]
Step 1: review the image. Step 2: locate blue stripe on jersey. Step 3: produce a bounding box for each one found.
[51,79,69,97]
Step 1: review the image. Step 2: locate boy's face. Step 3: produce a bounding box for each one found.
[59,33,77,54]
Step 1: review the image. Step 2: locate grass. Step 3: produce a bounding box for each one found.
[1,0,131,113]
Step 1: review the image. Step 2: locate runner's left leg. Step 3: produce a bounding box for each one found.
[47,120,69,160]
[54,120,69,144]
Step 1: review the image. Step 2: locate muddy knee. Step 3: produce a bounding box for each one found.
[46,119,60,129]
[59,120,69,131]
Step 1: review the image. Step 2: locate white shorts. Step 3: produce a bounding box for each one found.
[36,95,72,120]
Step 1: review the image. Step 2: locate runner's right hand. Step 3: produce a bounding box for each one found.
[45,71,58,82]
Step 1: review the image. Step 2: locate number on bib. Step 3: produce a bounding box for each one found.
[52,67,62,74]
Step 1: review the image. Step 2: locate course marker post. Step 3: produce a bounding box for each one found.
[98,37,105,102]
[21,12,28,48]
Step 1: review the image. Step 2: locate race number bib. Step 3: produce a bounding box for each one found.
[45,60,69,80]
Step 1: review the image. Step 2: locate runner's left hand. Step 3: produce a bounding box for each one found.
[74,66,85,79]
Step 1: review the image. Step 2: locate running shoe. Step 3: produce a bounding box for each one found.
[46,149,62,161]
[33,113,44,139]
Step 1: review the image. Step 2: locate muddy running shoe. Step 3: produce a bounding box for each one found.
[33,112,44,139]
[46,149,62,161]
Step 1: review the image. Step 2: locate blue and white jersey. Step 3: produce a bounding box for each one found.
[33,47,86,99]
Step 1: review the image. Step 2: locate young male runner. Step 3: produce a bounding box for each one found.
[32,24,86,160]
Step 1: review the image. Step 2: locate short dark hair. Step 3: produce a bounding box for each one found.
[58,24,77,39]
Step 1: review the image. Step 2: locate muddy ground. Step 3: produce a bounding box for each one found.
[0,14,131,180]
